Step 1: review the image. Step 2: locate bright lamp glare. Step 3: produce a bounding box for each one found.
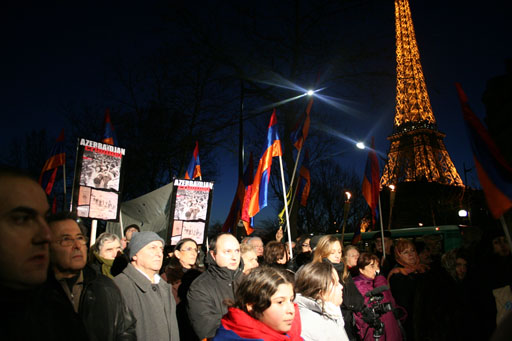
[356,142,365,149]
[345,191,352,200]
[306,90,315,96]
[458,209,468,217]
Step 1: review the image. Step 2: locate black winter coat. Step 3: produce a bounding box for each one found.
[42,265,137,341]
[186,252,244,340]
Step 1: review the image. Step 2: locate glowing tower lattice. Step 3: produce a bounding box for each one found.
[380,0,463,187]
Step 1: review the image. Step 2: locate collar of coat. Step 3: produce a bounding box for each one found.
[295,293,343,320]
[205,251,244,281]
[123,263,165,292]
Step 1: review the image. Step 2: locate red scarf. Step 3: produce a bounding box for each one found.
[220,305,302,341]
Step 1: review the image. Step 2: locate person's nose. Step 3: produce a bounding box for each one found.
[285,301,295,315]
[33,217,51,246]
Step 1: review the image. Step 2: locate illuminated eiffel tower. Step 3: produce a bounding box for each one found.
[380,0,464,228]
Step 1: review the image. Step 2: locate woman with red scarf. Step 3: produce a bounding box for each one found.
[387,239,429,340]
[213,266,302,341]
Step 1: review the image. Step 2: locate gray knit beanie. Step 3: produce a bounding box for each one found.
[128,231,164,260]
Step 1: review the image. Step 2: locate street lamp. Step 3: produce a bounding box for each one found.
[387,184,396,230]
[458,209,468,218]
[306,89,315,96]
[341,191,352,243]
[356,142,365,150]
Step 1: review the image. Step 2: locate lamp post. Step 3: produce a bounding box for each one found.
[387,184,396,230]
[341,191,352,242]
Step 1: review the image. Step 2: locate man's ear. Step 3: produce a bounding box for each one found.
[245,303,253,313]
[210,250,216,261]
[132,255,138,262]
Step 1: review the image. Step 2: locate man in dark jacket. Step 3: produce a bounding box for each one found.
[47,212,136,340]
[187,233,244,340]
[0,167,67,340]
[114,231,180,341]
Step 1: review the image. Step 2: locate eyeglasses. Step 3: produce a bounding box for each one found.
[55,235,88,247]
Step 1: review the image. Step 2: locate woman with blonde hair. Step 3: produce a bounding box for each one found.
[344,245,360,277]
[313,235,364,340]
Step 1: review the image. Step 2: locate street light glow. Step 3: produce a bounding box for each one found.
[306,89,315,96]
[356,142,365,149]
[458,209,468,217]
[345,191,352,200]
[389,184,395,191]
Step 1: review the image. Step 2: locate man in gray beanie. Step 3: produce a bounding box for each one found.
[114,231,179,340]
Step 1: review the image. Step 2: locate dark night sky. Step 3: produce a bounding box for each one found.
[1,1,511,226]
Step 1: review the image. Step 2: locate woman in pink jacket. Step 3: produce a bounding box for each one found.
[353,252,404,341]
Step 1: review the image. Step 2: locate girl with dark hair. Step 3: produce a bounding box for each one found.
[353,252,403,341]
[162,238,202,303]
[295,261,348,341]
[264,241,289,267]
[213,266,302,340]
[313,235,365,340]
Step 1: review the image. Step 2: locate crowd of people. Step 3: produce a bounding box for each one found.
[1,166,512,340]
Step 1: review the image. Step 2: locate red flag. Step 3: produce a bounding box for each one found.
[456,83,512,218]
[362,137,380,227]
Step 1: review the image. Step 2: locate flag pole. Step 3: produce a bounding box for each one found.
[378,192,386,261]
[278,155,293,259]
[499,215,512,252]
[62,163,67,211]
[119,210,125,238]
[90,219,98,247]
[289,147,303,192]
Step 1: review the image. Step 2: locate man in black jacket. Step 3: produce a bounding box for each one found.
[187,233,243,340]
[46,212,136,340]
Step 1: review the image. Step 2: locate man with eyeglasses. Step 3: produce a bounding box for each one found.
[187,233,243,340]
[45,212,136,340]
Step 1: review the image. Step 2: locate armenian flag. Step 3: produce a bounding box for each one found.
[456,83,512,219]
[243,110,282,221]
[102,108,117,145]
[185,141,202,180]
[39,129,65,195]
[362,137,380,227]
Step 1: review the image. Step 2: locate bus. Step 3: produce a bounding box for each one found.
[336,225,462,252]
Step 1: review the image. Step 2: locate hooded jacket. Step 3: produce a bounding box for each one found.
[187,251,244,340]
[213,305,302,341]
[295,293,348,341]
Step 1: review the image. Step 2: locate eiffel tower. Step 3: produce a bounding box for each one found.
[380,0,464,228]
